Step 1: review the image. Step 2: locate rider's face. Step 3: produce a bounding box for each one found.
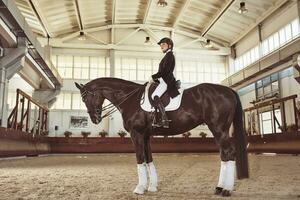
[160,43,169,53]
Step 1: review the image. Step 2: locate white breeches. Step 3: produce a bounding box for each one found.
[151,78,167,99]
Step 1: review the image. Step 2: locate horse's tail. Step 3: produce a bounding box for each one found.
[232,91,249,179]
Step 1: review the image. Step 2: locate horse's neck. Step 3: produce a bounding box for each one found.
[98,82,140,106]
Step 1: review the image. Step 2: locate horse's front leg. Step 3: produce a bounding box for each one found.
[144,135,158,192]
[131,131,148,195]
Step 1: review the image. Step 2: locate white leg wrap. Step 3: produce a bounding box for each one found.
[133,163,148,194]
[224,161,236,191]
[217,161,226,188]
[147,162,158,192]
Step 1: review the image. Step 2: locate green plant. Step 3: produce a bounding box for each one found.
[117,130,127,138]
[41,130,49,136]
[287,124,298,132]
[64,131,72,138]
[81,131,91,138]
[182,131,191,138]
[99,130,108,137]
[199,132,207,138]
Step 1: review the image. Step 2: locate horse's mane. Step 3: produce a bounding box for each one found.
[85,77,143,89]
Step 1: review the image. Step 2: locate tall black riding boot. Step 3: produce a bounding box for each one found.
[153,96,169,128]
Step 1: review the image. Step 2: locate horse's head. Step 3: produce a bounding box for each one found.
[75,82,104,124]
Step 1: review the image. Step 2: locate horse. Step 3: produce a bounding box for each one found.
[75,77,249,197]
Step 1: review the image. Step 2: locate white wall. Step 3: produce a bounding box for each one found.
[280,73,300,125]
[48,110,108,137]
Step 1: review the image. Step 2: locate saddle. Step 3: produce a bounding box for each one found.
[140,81,184,112]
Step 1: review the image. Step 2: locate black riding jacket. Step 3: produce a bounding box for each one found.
[152,50,179,98]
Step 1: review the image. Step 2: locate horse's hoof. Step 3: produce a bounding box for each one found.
[133,185,146,195]
[214,187,223,195]
[148,185,158,192]
[221,190,231,197]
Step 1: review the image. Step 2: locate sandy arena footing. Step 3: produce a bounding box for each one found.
[0,153,299,200]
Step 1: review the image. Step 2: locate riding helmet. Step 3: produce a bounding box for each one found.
[157,37,173,49]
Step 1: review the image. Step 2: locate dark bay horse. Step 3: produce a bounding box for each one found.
[75,77,249,197]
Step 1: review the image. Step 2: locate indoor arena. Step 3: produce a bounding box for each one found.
[0,0,300,199]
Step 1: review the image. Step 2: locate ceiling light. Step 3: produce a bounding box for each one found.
[157,0,167,7]
[78,31,86,41]
[238,2,248,14]
[204,39,213,48]
[144,36,151,45]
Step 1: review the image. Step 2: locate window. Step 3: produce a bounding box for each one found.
[279,28,286,45]
[259,109,282,134]
[177,61,198,83]
[52,92,72,109]
[90,57,109,79]
[273,32,279,49]
[285,24,292,41]
[137,59,153,81]
[72,93,86,110]
[291,18,300,38]
[262,40,269,56]
[115,58,137,80]
[268,35,274,52]
[74,56,89,79]
[255,73,279,100]
[56,55,73,78]
[230,18,300,75]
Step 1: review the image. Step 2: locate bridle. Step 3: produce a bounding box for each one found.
[81,87,142,120]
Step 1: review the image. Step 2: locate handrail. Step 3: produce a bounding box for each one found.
[243,94,298,135]
[7,89,49,136]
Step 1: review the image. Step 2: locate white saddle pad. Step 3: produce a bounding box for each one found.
[140,82,184,112]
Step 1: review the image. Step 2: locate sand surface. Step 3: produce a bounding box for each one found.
[0,153,300,200]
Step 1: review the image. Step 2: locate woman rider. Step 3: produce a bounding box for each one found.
[150,37,179,128]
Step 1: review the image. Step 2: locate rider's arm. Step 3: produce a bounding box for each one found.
[152,52,175,80]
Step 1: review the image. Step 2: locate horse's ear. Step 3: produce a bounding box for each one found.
[75,82,82,90]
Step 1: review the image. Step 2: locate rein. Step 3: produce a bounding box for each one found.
[83,86,142,120]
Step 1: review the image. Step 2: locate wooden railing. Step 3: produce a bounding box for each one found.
[7,89,49,136]
[243,94,298,135]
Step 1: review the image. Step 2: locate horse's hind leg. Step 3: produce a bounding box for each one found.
[212,129,236,197]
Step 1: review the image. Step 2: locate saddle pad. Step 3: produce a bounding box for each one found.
[140,82,184,112]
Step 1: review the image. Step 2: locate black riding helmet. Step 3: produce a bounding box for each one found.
[157,37,173,50]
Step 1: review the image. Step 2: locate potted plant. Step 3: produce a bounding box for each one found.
[41,130,49,136]
[199,132,207,138]
[182,131,191,138]
[287,124,298,132]
[64,131,72,138]
[117,130,127,138]
[99,130,108,138]
[81,131,91,138]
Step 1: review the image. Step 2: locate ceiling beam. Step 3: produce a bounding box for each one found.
[230,0,290,45]
[56,24,231,47]
[112,0,117,24]
[38,37,230,55]
[116,28,141,45]
[173,0,191,28]
[111,0,117,44]
[201,0,235,37]
[74,0,84,31]
[28,0,51,37]
[143,0,153,24]
[144,27,159,43]
[85,33,107,44]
